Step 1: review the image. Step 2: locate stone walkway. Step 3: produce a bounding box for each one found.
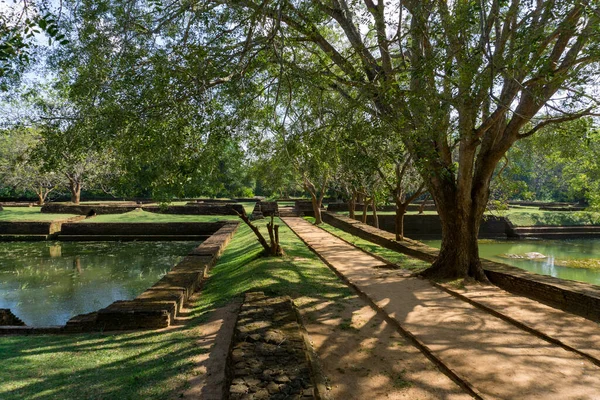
[282,217,600,400]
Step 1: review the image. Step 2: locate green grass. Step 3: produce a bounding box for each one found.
[241,202,257,215]
[196,219,352,309]
[0,207,79,222]
[305,217,430,271]
[89,209,239,223]
[0,219,351,400]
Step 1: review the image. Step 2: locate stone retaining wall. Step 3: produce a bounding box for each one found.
[0,216,86,236]
[323,212,600,321]
[42,203,245,216]
[326,203,438,212]
[0,309,25,326]
[60,222,226,236]
[0,222,239,334]
[362,214,510,239]
[226,292,326,400]
[144,204,245,215]
[322,213,438,262]
[64,222,239,332]
[41,204,139,215]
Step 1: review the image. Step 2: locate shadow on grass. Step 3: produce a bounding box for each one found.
[0,219,352,400]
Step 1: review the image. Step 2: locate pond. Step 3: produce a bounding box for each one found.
[424,239,600,286]
[0,241,200,326]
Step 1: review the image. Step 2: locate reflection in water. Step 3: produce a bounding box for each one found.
[0,241,199,326]
[49,245,62,258]
[424,238,600,286]
[73,256,82,274]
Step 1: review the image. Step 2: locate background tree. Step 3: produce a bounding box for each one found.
[499,118,600,205]
[0,125,65,204]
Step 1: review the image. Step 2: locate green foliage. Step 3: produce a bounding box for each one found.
[499,119,600,206]
[0,2,64,89]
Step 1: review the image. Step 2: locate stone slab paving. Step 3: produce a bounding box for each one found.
[282,217,600,400]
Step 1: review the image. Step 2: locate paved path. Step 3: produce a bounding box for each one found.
[282,217,600,400]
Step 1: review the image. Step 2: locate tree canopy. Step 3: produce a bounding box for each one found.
[1,0,599,279]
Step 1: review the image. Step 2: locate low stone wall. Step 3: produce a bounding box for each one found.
[0,216,85,236]
[0,202,37,207]
[60,222,226,236]
[65,222,239,332]
[41,204,139,215]
[0,309,25,326]
[538,206,587,211]
[509,201,579,207]
[295,200,326,217]
[0,221,56,235]
[42,203,245,216]
[227,292,325,400]
[145,204,245,215]
[511,225,600,239]
[322,213,438,262]
[361,214,510,239]
[326,203,438,212]
[323,212,600,321]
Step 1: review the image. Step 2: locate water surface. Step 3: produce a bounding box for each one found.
[0,241,199,326]
[424,238,600,286]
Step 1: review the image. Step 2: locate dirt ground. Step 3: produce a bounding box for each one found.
[295,295,472,400]
[185,294,473,400]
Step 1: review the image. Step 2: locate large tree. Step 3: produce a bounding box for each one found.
[214,0,600,280]
[55,0,600,281]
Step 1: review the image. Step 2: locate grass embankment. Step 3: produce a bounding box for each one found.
[0,219,352,400]
[304,217,430,271]
[0,207,78,222]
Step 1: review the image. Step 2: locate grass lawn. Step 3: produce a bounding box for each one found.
[0,207,79,222]
[89,209,239,223]
[241,202,257,215]
[304,217,430,271]
[0,218,351,400]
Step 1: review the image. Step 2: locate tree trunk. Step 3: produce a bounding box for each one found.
[361,199,368,223]
[348,191,356,219]
[371,197,379,229]
[69,181,81,204]
[420,181,490,282]
[421,213,488,282]
[37,191,45,206]
[395,200,408,241]
[419,193,430,214]
[310,193,323,224]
